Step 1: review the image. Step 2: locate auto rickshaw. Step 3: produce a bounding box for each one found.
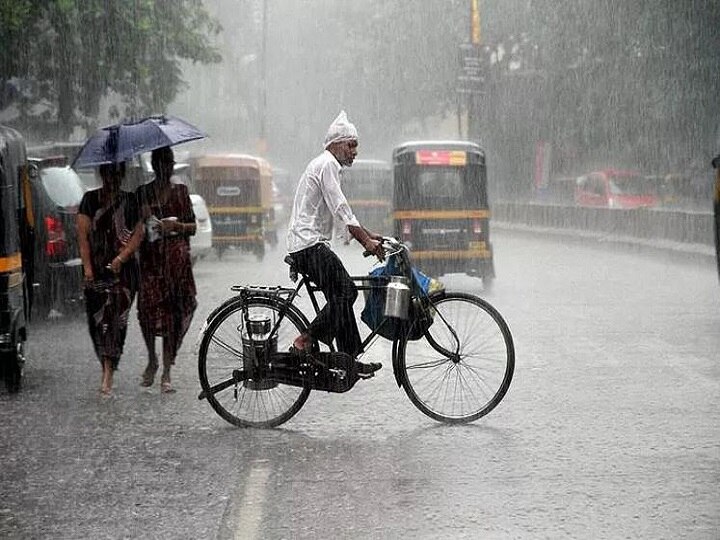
[392,140,495,288]
[712,154,720,284]
[341,158,393,235]
[190,154,274,260]
[0,125,35,392]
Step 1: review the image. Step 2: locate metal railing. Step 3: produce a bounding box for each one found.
[492,201,714,247]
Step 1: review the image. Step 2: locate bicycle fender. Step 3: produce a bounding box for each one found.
[194,294,243,350]
[203,294,243,325]
[391,338,404,389]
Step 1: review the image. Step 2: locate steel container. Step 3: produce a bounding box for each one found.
[383,275,411,319]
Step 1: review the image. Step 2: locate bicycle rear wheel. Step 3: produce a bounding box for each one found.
[198,295,311,428]
[398,292,514,423]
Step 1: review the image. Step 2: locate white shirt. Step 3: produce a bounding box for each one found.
[286,150,360,253]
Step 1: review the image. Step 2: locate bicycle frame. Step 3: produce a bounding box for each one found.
[231,260,398,356]
[227,238,456,390]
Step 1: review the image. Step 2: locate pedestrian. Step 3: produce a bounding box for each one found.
[76,162,144,396]
[286,110,385,377]
[136,146,197,393]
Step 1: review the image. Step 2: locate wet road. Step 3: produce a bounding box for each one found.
[1,230,718,539]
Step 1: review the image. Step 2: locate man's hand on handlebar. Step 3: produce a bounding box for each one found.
[363,238,385,261]
[349,224,386,261]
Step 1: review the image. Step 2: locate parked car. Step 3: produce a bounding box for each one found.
[575,169,658,209]
[27,156,86,317]
[189,193,212,265]
[167,162,212,265]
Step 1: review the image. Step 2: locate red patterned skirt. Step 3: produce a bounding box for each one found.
[137,236,197,359]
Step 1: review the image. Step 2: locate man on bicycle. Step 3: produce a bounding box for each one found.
[287,110,385,377]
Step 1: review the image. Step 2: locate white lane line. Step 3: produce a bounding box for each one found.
[234,464,271,540]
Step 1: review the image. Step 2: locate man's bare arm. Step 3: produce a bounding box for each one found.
[348,224,385,260]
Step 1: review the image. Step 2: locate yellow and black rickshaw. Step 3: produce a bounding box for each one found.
[713,154,720,284]
[0,125,35,392]
[341,158,393,235]
[190,154,274,260]
[392,141,495,288]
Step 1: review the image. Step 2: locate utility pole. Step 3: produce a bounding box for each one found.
[467,0,482,142]
[257,0,268,156]
[471,0,481,46]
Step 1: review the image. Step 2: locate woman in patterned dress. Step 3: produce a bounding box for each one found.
[136,146,197,393]
[76,162,144,396]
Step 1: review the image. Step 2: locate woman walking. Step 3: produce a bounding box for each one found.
[136,146,197,393]
[77,162,143,396]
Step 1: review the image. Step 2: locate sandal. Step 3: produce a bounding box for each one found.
[140,363,159,387]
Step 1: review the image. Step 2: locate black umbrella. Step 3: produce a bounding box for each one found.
[72,115,206,169]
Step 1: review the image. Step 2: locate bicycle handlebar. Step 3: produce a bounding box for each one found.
[362,237,405,259]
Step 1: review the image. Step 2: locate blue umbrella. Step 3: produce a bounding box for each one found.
[71,115,206,169]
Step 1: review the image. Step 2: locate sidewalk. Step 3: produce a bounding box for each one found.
[494,220,716,263]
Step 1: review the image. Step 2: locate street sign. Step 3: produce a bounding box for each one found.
[457,43,485,95]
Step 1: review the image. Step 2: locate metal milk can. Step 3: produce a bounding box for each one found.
[383,275,411,319]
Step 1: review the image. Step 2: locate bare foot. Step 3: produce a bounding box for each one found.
[100,359,113,396]
[140,361,158,387]
[160,371,176,394]
[99,377,113,397]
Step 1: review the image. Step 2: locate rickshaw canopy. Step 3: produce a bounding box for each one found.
[392,140,488,211]
[190,153,273,208]
[0,126,30,266]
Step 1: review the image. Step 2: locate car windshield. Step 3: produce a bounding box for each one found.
[41,167,85,207]
[609,174,651,196]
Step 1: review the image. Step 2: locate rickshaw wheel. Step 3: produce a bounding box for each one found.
[3,341,24,393]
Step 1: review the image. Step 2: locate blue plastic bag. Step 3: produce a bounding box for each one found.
[360,257,439,340]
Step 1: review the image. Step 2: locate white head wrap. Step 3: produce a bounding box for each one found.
[324,110,358,149]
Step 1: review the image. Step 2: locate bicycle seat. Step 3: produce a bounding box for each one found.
[284,254,299,282]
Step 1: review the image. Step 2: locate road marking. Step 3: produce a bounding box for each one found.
[233,463,270,540]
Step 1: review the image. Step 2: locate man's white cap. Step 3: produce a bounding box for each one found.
[324,110,358,149]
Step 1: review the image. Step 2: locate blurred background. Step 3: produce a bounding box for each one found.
[2,0,718,203]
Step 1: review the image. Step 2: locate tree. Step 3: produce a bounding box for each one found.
[0,0,221,140]
[476,0,720,197]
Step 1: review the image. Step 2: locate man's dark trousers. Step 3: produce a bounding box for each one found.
[291,243,361,357]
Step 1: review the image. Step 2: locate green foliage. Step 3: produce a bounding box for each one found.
[471,0,720,197]
[1,0,221,140]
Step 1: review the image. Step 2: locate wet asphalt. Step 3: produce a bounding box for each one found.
[0,230,718,539]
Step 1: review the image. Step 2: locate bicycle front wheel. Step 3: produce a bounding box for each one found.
[198,296,311,428]
[398,292,515,424]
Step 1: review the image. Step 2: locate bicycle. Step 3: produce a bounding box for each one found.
[197,237,515,428]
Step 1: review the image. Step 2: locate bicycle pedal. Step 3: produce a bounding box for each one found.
[356,371,376,380]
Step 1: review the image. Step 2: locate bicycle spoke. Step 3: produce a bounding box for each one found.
[210,333,244,358]
[405,357,451,370]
